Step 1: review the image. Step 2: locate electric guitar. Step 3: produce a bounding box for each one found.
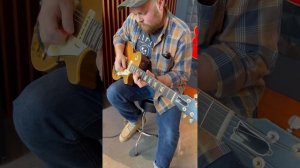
[112,42,197,122]
[31,0,103,89]
[199,90,300,168]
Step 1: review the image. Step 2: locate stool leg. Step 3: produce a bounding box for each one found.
[133,112,146,156]
[134,132,143,156]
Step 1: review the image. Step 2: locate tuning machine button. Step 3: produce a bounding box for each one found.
[292,143,300,157]
[252,156,265,168]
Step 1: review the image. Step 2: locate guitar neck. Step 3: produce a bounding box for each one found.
[198,91,236,139]
[128,62,178,103]
[76,10,103,52]
[82,18,103,51]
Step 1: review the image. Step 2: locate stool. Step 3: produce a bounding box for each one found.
[134,99,158,156]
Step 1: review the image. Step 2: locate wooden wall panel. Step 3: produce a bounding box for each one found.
[0,0,40,116]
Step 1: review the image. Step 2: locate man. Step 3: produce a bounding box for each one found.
[196,0,282,167]
[13,0,102,167]
[106,0,192,167]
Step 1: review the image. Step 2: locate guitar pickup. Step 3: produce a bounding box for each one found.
[116,69,131,76]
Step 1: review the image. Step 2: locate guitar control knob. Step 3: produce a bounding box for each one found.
[252,156,265,168]
[267,131,280,143]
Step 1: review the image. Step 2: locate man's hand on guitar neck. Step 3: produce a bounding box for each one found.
[133,70,155,88]
[38,0,74,45]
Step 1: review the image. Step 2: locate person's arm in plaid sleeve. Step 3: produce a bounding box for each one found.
[162,33,192,89]
[198,1,281,98]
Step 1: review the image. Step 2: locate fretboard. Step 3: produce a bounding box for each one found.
[198,91,235,139]
[128,63,178,103]
[76,9,103,52]
[82,19,103,52]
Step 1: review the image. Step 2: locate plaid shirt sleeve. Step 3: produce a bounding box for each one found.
[152,14,193,113]
[113,14,135,45]
[198,0,282,98]
[198,0,282,165]
[164,27,192,90]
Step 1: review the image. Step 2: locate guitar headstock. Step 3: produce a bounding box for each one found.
[174,94,197,123]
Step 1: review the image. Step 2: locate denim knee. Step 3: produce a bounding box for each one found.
[13,84,77,147]
[13,86,48,147]
[106,82,124,104]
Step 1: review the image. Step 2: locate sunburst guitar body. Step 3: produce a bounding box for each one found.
[31,0,103,89]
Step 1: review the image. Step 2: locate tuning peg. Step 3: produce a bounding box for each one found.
[252,157,265,168]
[182,114,187,118]
[292,143,300,157]
[189,119,194,124]
[189,112,194,118]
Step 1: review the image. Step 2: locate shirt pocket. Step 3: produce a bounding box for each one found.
[156,54,174,75]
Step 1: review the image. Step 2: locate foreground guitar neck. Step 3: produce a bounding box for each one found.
[127,61,197,122]
[128,61,178,102]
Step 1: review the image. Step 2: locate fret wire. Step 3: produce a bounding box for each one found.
[72,9,104,51]
[201,100,275,146]
[92,20,99,47]
[130,64,174,99]
[199,94,265,140]
[92,24,103,51]
[199,91,236,137]
[86,19,97,46]
[88,20,96,48]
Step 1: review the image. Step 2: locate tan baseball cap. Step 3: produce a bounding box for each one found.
[118,0,149,10]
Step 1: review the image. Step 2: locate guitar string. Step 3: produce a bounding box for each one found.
[224,124,294,155]
[225,116,294,153]
[199,93,283,143]
[72,10,103,51]
[202,106,294,153]
[226,118,295,153]
[199,95,294,153]
[222,123,279,168]
[201,127,275,168]
[129,64,180,105]
[205,113,294,154]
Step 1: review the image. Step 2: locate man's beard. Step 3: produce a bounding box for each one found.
[138,22,161,34]
[138,6,163,34]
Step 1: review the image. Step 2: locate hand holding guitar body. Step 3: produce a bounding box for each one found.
[33,0,104,88]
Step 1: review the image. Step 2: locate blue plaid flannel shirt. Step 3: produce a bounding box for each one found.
[198,0,282,165]
[113,11,193,114]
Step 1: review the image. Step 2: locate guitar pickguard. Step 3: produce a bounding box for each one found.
[47,36,87,56]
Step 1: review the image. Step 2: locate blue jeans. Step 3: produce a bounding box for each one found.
[107,80,182,168]
[13,67,102,168]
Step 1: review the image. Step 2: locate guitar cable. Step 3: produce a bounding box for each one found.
[102,132,121,139]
